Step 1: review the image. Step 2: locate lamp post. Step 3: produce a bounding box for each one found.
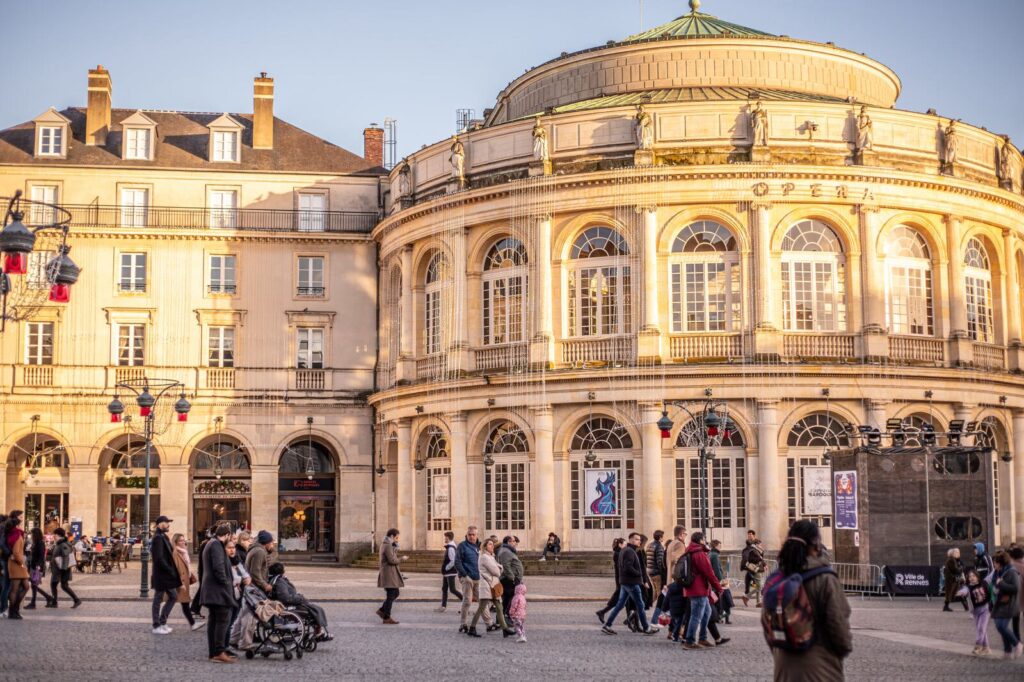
[107,378,190,598]
[656,388,732,538]
[1,190,80,332]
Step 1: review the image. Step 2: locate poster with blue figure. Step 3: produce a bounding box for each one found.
[585,469,618,517]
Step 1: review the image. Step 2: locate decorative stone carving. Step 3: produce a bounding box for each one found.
[750,100,769,147]
[942,119,959,173]
[449,135,466,184]
[856,106,873,151]
[530,117,552,176]
[998,136,1017,192]
[635,104,654,151]
[398,159,411,197]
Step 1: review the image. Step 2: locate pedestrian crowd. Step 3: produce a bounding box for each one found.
[944,541,1023,659]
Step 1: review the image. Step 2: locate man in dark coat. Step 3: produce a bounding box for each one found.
[200,524,237,663]
[150,515,181,634]
[600,533,659,636]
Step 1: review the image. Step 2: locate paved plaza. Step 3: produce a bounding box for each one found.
[1,567,1021,680]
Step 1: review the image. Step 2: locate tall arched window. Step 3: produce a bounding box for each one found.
[482,238,528,345]
[484,422,530,532]
[567,227,631,337]
[781,220,847,332]
[570,416,635,535]
[964,238,994,343]
[674,420,746,531]
[670,221,741,332]
[421,427,450,532]
[977,416,1007,531]
[424,252,450,355]
[884,226,933,336]
[786,413,851,529]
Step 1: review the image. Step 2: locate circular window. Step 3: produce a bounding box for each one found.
[910,457,925,473]
[879,458,895,473]
[934,516,984,541]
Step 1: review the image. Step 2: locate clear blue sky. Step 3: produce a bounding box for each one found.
[2,0,1021,159]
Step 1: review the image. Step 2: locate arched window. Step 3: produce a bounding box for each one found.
[978,416,1007,528]
[900,414,945,446]
[567,227,632,337]
[424,252,449,355]
[571,417,634,450]
[484,421,529,454]
[482,238,528,345]
[675,419,746,448]
[424,428,449,459]
[570,416,635,534]
[280,441,334,475]
[781,220,847,332]
[192,438,250,472]
[12,435,68,470]
[884,226,933,336]
[787,413,851,447]
[964,238,994,343]
[670,221,741,333]
[674,418,746,530]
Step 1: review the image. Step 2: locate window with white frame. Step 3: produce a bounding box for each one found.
[884,225,933,336]
[116,324,145,366]
[297,256,325,297]
[785,413,850,528]
[424,252,449,355]
[29,185,58,225]
[208,255,237,294]
[964,238,995,343]
[484,421,530,531]
[566,227,632,337]
[674,421,746,529]
[120,188,149,228]
[118,253,147,293]
[670,221,741,333]
[37,127,63,156]
[209,190,237,228]
[296,328,324,369]
[482,238,528,345]
[25,322,54,365]
[781,220,847,332]
[212,131,238,162]
[208,326,235,368]
[297,193,327,232]
[124,128,151,160]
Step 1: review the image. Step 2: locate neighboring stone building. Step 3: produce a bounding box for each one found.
[0,66,385,560]
[371,2,1024,552]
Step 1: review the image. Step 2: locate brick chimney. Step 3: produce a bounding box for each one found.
[253,72,274,150]
[86,65,112,146]
[363,125,384,168]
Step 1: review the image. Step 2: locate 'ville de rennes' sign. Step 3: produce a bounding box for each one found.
[279,477,335,493]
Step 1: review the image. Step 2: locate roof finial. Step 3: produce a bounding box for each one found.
[689,0,701,12]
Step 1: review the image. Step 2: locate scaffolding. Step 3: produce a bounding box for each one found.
[455,108,475,134]
[383,118,398,171]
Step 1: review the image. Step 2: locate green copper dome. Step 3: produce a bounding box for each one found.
[622,0,773,42]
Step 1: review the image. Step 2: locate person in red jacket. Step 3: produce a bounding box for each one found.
[681,531,722,649]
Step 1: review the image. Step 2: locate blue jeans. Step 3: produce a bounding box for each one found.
[603,584,650,631]
[685,595,711,644]
[994,617,1021,653]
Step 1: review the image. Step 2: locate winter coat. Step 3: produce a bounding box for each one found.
[943,557,965,601]
[509,584,527,621]
[455,538,480,580]
[666,537,688,578]
[476,550,503,599]
[973,549,994,583]
[199,538,237,608]
[377,538,405,589]
[742,540,766,573]
[49,538,74,574]
[172,548,194,603]
[772,554,853,682]
[991,566,1021,620]
[709,548,724,581]
[7,528,29,580]
[245,544,273,593]
[611,547,622,586]
[441,542,458,577]
[666,580,687,618]
[271,574,307,607]
[682,542,722,598]
[617,544,644,586]
[1012,557,1024,613]
[150,529,181,592]
[496,543,524,583]
[648,539,667,582]
[28,538,47,573]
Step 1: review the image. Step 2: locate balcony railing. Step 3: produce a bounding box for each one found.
[669,334,744,361]
[294,369,326,390]
[889,335,945,364]
[973,343,1006,371]
[416,354,447,380]
[22,365,53,386]
[475,343,529,372]
[783,334,857,360]
[561,335,636,366]
[114,367,147,384]
[33,204,378,234]
[207,284,237,295]
[205,368,236,389]
[296,286,326,298]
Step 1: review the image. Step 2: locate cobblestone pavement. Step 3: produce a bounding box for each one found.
[1,594,1021,680]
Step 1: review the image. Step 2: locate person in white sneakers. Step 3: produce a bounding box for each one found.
[171,533,206,632]
[540,533,561,562]
[437,531,462,613]
[150,515,180,635]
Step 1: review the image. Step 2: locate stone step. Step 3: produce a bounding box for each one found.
[350,550,615,576]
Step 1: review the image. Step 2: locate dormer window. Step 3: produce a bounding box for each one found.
[207,113,244,164]
[119,111,157,161]
[32,108,71,159]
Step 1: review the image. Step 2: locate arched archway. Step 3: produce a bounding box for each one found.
[783,411,853,544]
[566,414,636,549]
[8,427,69,534]
[481,420,531,538]
[188,433,252,547]
[99,432,162,541]
[277,435,338,555]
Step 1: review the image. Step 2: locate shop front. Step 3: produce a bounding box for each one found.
[8,429,70,534]
[190,435,252,546]
[278,439,337,556]
[101,434,160,540]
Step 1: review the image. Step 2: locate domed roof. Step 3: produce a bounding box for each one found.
[621,1,772,43]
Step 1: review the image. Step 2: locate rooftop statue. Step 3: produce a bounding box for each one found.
[532,117,550,162]
[635,104,654,151]
[450,135,466,181]
[943,120,959,166]
[998,136,1016,189]
[751,100,769,147]
[856,106,873,151]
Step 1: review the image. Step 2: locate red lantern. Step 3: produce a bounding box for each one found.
[707,425,719,437]
[48,283,70,303]
[110,413,122,423]
[3,252,27,275]
[140,406,151,417]
[177,412,188,422]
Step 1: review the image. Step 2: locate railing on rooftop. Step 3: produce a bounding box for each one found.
[33,204,379,234]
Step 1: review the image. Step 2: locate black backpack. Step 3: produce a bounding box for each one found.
[674,552,696,587]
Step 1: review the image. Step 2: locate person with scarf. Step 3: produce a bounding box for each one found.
[171,533,205,631]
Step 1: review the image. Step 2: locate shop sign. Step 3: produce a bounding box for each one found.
[115,476,158,490]
[194,479,251,498]
[801,466,832,516]
[279,477,335,492]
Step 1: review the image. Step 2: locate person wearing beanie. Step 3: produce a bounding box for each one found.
[244,530,276,595]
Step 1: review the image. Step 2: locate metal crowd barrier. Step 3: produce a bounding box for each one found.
[719,554,891,600]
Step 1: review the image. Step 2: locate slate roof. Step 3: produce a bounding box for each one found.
[0,108,384,175]
[621,6,772,43]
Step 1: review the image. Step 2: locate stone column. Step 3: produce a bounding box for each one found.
[946,216,974,364]
[531,214,555,367]
[395,419,413,543]
[1004,231,1024,370]
[1013,409,1024,541]
[448,411,469,533]
[860,207,888,359]
[67,464,100,537]
[751,202,782,357]
[866,399,889,432]
[396,246,416,382]
[757,400,783,548]
[158,463,190,539]
[954,403,976,425]
[640,401,666,533]
[638,206,663,361]
[450,230,472,371]
[249,463,278,539]
[532,405,556,538]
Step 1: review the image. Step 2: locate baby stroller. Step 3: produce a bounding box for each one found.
[240,586,306,661]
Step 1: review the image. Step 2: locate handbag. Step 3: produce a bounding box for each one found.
[30,567,42,586]
[491,581,504,599]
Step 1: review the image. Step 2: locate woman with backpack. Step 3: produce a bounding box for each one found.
[48,528,81,608]
[767,520,852,682]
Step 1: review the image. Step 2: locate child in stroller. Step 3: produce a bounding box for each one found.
[269,563,334,644]
[236,584,305,661]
